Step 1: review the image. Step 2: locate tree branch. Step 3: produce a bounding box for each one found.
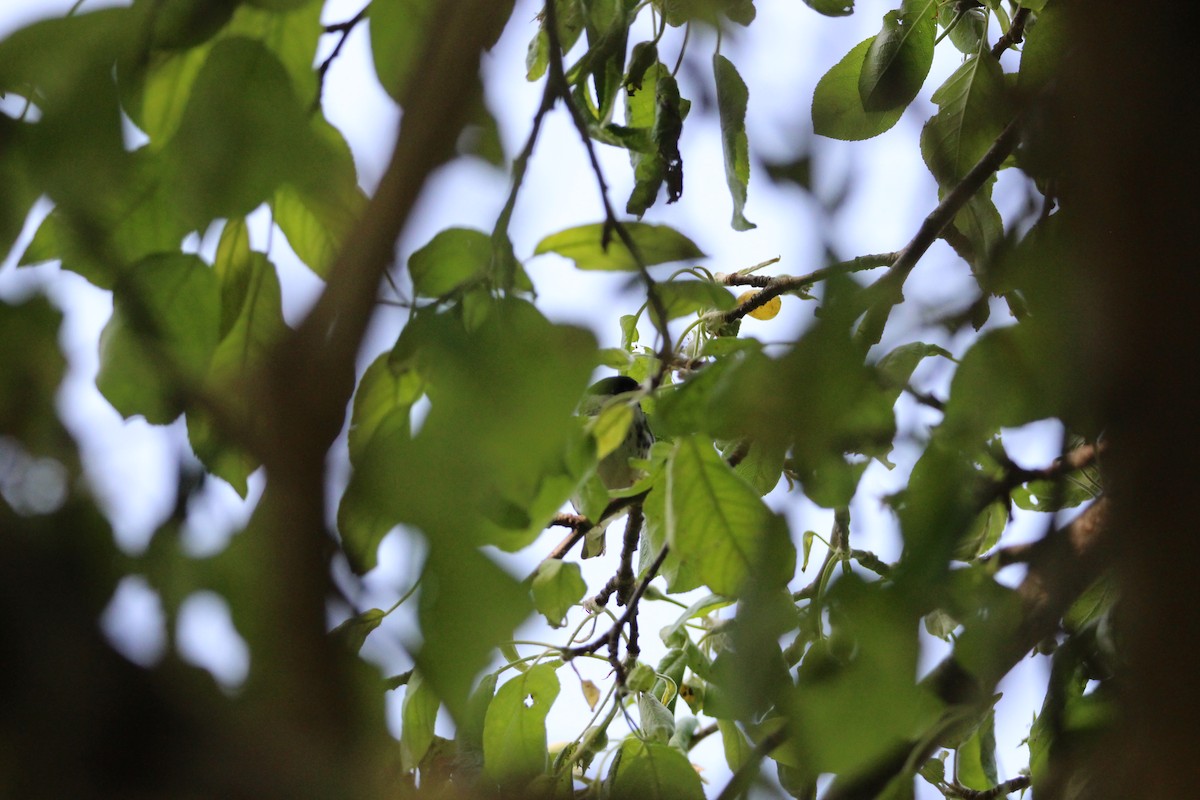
[854,119,1021,347]
[312,5,369,110]
[541,0,674,385]
[247,0,516,755]
[717,252,897,324]
[822,497,1111,800]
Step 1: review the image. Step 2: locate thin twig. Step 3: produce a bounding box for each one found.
[854,119,1022,347]
[312,6,369,111]
[541,0,674,386]
[564,544,670,683]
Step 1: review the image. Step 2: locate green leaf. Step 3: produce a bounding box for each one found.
[455,672,498,774]
[920,48,1009,185]
[637,692,676,743]
[812,38,906,141]
[789,580,943,775]
[408,227,492,298]
[534,222,704,271]
[416,543,534,721]
[1018,4,1066,94]
[186,222,286,494]
[273,118,367,278]
[346,353,424,468]
[713,54,756,231]
[400,671,441,771]
[666,435,796,596]
[940,323,1069,445]
[123,1,323,144]
[370,0,436,103]
[876,341,953,404]
[948,189,1004,270]
[482,663,560,786]
[955,500,1007,561]
[641,482,705,594]
[97,254,220,424]
[0,119,36,263]
[937,2,986,54]
[858,3,936,112]
[657,280,736,319]
[328,607,384,654]
[718,719,754,770]
[802,0,853,16]
[0,296,70,458]
[625,63,685,217]
[165,37,318,225]
[609,739,704,800]
[955,708,999,790]
[530,559,587,628]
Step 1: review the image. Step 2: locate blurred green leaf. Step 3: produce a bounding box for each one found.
[482,663,559,786]
[941,323,1069,446]
[97,254,220,424]
[329,607,385,654]
[408,227,491,298]
[788,579,942,775]
[956,708,999,791]
[165,37,318,225]
[186,221,286,495]
[370,0,436,103]
[718,719,753,770]
[0,297,70,458]
[801,0,853,16]
[273,118,367,278]
[400,671,441,771]
[657,280,735,319]
[534,222,704,271]
[609,738,704,800]
[530,559,586,628]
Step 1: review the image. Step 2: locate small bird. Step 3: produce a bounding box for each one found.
[574,375,655,557]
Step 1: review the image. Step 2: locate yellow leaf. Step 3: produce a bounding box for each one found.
[736,290,782,320]
[581,679,601,710]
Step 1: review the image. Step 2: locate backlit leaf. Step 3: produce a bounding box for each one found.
[482,663,560,785]
[534,222,704,271]
[666,435,795,596]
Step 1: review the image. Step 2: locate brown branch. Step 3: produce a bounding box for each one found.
[541,0,673,386]
[822,497,1112,800]
[247,0,516,756]
[951,774,1031,799]
[563,544,669,683]
[991,8,1032,60]
[717,252,898,324]
[854,119,1022,347]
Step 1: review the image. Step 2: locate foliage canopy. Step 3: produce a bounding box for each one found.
[2,1,1195,799]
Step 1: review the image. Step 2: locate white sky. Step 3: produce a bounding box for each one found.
[0,1,1065,796]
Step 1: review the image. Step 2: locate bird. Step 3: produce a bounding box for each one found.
[573,375,655,558]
